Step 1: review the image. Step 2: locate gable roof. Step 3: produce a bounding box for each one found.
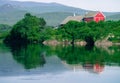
[84,11,99,18]
[61,16,83,25]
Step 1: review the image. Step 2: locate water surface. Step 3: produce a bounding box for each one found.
[0,44,120,83]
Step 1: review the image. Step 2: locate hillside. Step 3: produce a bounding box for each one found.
[0,0,119,26]
[106,14,120,21]
[36,12,79,26]
[23,3,87,14]
[0,0,88,26]
[0,1,88,26]
[0,0,10,6]
[0,4,27,25]
[0,0,88,14]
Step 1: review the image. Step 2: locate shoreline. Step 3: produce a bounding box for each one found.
[43,40,87,46]
[43,40,120,47]
[1,39,120,46]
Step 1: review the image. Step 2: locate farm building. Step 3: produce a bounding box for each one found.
[61,15,83,25]
[61,11,105,25]
[83,11,105,22]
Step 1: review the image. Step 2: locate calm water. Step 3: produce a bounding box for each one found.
[0,44,120,83]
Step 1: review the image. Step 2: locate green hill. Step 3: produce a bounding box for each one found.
[0,4,27,25]
[36,12,79,26]
[37,12,120,26]
[0,0,119,26]
[106,14,120,21]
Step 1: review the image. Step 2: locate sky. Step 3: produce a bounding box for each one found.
[13,0,120,12]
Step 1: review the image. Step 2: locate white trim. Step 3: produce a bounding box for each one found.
[95,11,106,18]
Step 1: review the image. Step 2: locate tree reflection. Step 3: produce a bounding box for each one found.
[6,42,120,72]
[10,44,46,69]
[54,45,120,73]
[56,46,105,65]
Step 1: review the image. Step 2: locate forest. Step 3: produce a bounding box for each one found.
[2,13,120,46]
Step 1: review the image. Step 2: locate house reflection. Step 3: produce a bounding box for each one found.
[62,61,104,74]
[83,63,104,74]
[93,63,104,73]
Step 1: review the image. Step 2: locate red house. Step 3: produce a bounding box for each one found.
[83,11,105,22]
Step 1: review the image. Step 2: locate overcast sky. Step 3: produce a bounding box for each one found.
[13,0,120,12]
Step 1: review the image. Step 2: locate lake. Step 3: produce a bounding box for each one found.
[0,44,120,83]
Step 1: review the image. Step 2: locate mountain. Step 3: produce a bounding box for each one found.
[0,3,27,25]
[0,0,11,6]
[6,1,88,14]
[106,14,120,20]
[0,0,119,26]
[0,1,88,26]
[0,0,87,14]
[36,12,79,26]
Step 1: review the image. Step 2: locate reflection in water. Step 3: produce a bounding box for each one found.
[0,44,120,83]
[54,45,120,73]
[10,44,46,69]
[5,44,120,73]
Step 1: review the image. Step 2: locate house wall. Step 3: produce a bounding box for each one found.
[83,17,94,22]
[94,12,105,22]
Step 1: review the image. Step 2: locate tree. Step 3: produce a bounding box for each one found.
[61,21,81,45]
[85,21,105,45]
[4,13,47,44]
[106,20,120,42]
[0,24,11,39]
[78,25,94,45]
[60,21,109,46]
[39,27,55,42]
[78,21,109,46]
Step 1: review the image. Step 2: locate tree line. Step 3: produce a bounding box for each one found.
[3,13,120,46]
[0,24,11,40]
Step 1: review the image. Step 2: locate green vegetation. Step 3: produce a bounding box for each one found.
[0,24,11,32]
[4,13,50,44]
[60,21,83,45]
[106,21,120,42]
[59,20,120,45]
[0,24,11,42]
[2,13,120,46]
